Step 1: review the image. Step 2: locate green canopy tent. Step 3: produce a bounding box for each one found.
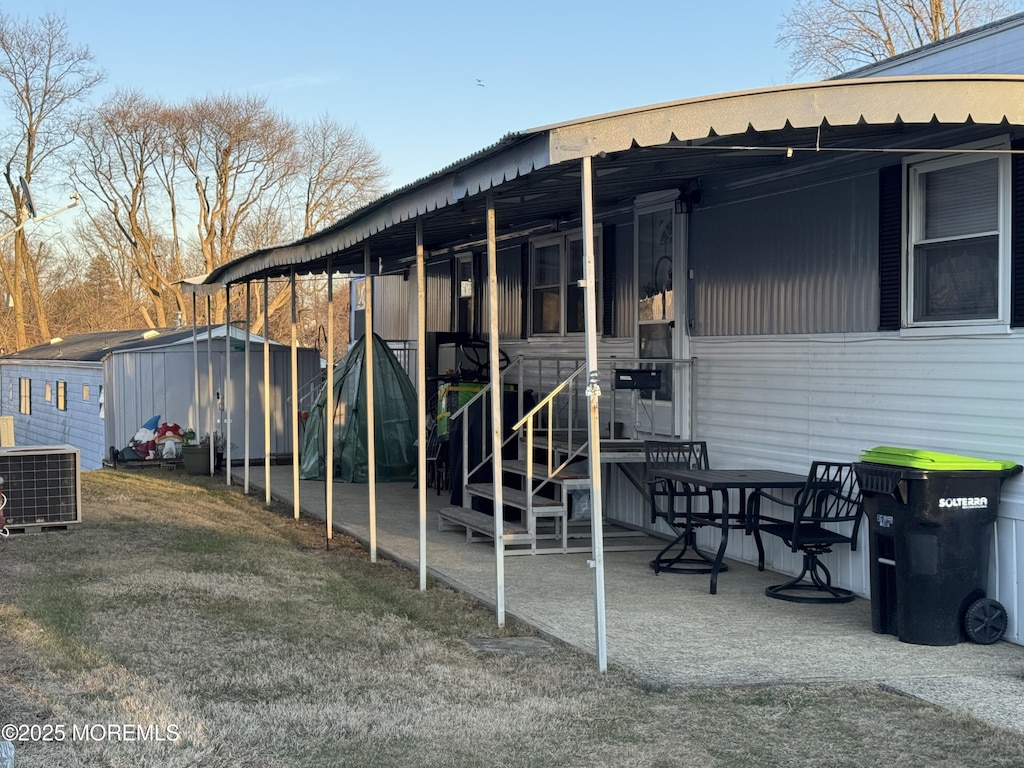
[299,333,418,482]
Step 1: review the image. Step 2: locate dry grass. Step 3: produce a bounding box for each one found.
[1,469,1023,767]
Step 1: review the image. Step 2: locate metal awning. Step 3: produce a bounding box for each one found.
[204,74,1024,286]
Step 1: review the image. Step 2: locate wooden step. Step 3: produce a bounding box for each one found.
[436,506,534,543]
[465,483,564,511]
[526,435,648,463]
[501,459,590,486]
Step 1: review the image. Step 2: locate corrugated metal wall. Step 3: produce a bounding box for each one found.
[690,173,879,336]
[371,275,417,340]
[104,342,320,461]
[690,333,1024,642]
[426,261,452,333]
[371,261,471,338]
[480,244,526,338]
[612,222,636,338]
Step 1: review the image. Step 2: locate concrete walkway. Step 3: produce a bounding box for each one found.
[232,465,1024,734]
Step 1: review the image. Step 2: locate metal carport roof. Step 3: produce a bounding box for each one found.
[203,74,1024,285]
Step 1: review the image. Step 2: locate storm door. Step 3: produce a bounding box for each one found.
[635,199,686,436]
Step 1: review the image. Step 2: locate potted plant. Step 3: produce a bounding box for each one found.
[208,431,227,471]
[181,429,210,475]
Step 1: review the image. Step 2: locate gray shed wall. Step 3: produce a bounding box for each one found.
[103,341,320,461]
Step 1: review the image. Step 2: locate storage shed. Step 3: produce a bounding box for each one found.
[0,326,320,470]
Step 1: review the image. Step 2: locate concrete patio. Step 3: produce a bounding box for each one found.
[231,464,1024,735]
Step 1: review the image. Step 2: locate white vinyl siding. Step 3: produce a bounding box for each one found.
[687,333,1024,643]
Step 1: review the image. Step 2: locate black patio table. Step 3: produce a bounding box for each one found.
[651,468,811,595]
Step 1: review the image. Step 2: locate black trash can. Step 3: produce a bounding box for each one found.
[855,447,1022,646]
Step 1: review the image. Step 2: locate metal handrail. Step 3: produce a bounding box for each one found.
[511,363,586,431]
[445,353,695,532]
[287,369,328,412]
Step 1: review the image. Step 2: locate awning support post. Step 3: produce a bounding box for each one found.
[416,221,427,591]
[582,154,608,672]
[291,269,300,520]
[225,285,232,485]
[264,276,272,506]
[364,247,378,562]
[486,193,506,626]
[325,260,335,542]
[206,296,215,476]
[244,282,252,494]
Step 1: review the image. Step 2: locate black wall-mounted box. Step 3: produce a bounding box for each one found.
[613,369,662,391]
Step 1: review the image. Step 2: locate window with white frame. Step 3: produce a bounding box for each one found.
[529,230,601,335]
[906,142,1010,326]
[57,380,66,411]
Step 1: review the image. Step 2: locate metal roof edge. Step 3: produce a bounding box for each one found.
[0,358,99,368]
[523,73,1024,135]
[204,74,1024,287]
[542,75,1024,163]
[206,131,549,285]
[105,324,284,354]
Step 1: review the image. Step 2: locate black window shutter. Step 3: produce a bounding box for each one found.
[1012,138,1024,327]
[519,243,529,339]
[471,253,482,337]
[877,164,903,331]
[602,224,615,337]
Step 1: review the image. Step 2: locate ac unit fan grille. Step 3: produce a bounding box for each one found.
[1,451,80,525]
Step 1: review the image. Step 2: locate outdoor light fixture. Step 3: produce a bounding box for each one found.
[18,176,36,219]
[675,180,703,214]
[0,180,79,246]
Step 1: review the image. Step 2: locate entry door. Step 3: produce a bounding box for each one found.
[635,200,686,437]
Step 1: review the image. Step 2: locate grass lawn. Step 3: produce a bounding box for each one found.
[1,469,1023,767]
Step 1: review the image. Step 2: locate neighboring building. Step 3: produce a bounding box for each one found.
[0,327,320,470]
[839,11,1024,77]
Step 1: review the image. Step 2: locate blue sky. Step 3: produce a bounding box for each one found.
[14,1,796,191]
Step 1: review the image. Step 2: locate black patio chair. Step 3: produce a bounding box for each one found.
[645,440,718,574]
[749,461,864,603]
[424,419,449,495]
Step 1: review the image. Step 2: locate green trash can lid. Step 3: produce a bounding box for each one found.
[859,446,1018,471]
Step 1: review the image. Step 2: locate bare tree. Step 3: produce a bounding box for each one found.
[0,11,102,349]
[238,114,387,341]
[45,246,136,335]
[72,90,189,328]
[67,86,386,342]
[778,0,1024,77]
[166,95,301,326]
[298,114,387,237]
